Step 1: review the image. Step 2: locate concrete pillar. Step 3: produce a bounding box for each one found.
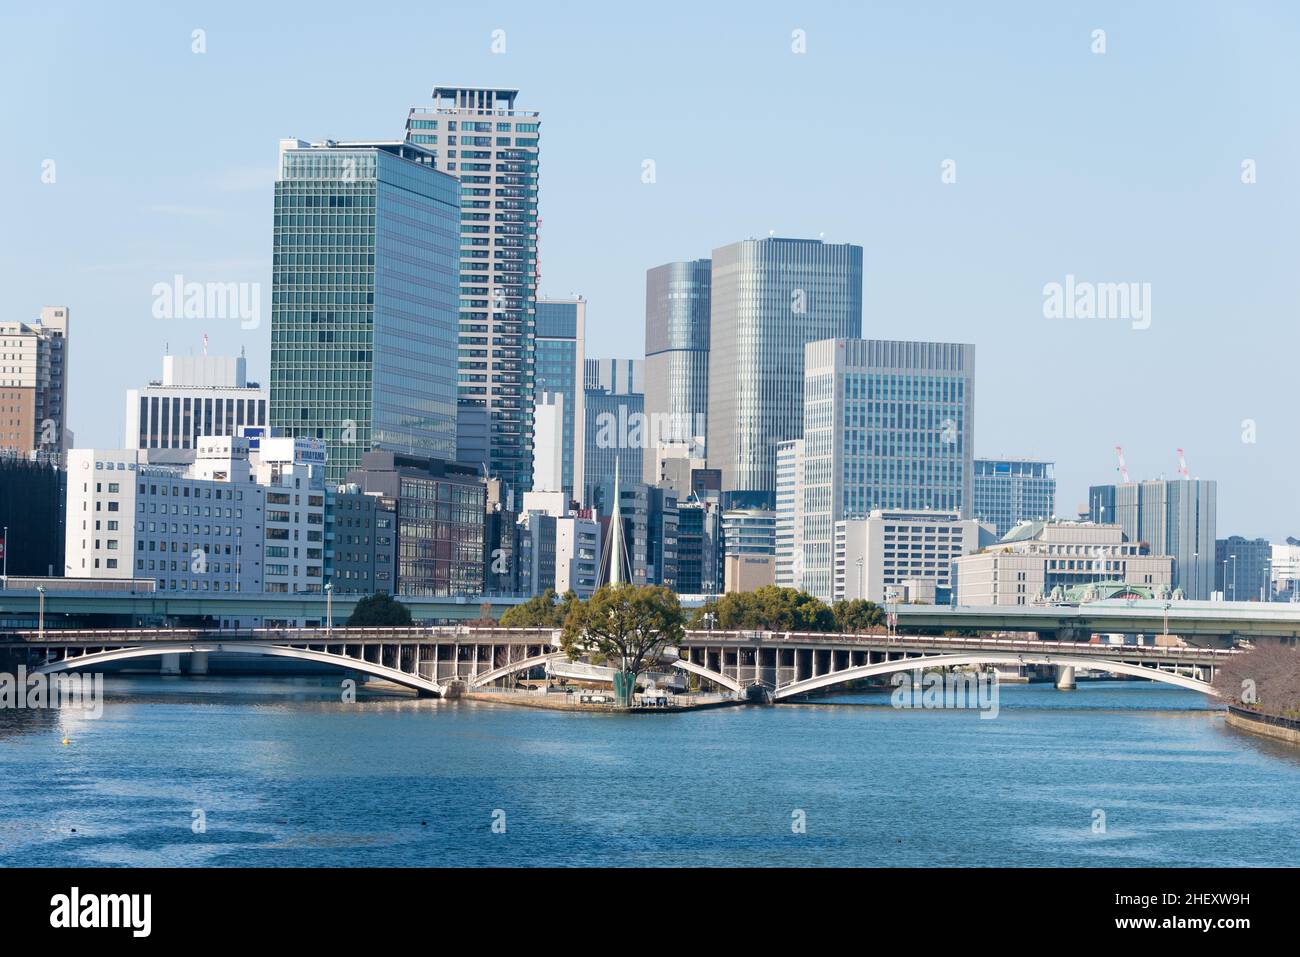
[189,651,209,675]
[1055,664,1076,690]
[160,653,182,676]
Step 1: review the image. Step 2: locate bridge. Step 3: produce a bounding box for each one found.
[673,630,1235,699]
[0,625,1237,700]
[2,585,1299,643]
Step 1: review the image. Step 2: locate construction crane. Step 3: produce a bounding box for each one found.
[1114,446,1130,484]
[1176,448,1189,480]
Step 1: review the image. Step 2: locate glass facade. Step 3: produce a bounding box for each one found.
[973,458,1056,538]
[800,338,975,601]
[644,258,711,482]
[270,140,461,485]
[707,238,862,502]
[534,299,583,497]
[1089,479,1217,599]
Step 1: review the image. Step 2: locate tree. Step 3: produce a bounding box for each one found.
[346,592,412,627]
[561,583,686,707]
[692,587,835,632]
[832,598,885,634]
[499,589,579,627]
[1212,643,1300,717]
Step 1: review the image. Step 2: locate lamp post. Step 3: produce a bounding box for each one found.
[2,524,7,586]
[855,556,864,601]
[324,582,333,639]
[36,584,45,639]
[1230,554,1238,602]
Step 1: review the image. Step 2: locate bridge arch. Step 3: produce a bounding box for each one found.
[770,653,1217,701]
[31,642,445,696]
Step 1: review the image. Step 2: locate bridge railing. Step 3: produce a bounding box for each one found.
[0,624,563,644]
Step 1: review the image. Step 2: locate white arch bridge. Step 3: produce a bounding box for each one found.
[0,627,1238,700]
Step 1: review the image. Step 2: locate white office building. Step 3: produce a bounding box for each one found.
[125,354,267,450]
[833,509,987,604]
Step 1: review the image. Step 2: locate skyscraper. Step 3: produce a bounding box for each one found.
[707,238,862,504]
[533,297,585,498]
[644,258,711,482]
[405,86,541,495]
[973,458,1056,538]
[1087,479,1217,599]
[269,139,461,486]
[0,306,70,454]
[583,358,645,505]
[797,338,975,601]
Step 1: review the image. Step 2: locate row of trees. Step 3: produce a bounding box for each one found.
[688,586,887,634]
[1212,643,1300,718]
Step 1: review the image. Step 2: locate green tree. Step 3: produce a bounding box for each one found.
[693,587,835,632]
[346,592,413,627]
[832,598,885,634]
[499,589,579,627]
[561,583,686,706]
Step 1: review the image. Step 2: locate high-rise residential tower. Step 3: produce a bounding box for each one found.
[707,238,862,505]
[405,86,541,495]
[1087,478,1217,599]
[533,297,585,498]
[973,458,1056,539]
[269,138,461,486]
[796,338,975,601]
[644,258,711,483]
[0,306,70,454]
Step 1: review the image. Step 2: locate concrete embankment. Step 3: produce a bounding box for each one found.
[1225,706,1300,746]
[460,689,744,713]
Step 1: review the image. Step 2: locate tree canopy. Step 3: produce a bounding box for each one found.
[688,586,882,634]
[561,583,686,683]
[346,592,413,627]
[499,589,579,628]
[1213,643,1300,717]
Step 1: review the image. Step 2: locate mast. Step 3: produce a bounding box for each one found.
[610,457,623,585]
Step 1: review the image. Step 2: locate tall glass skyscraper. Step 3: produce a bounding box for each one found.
[644,258,711,483]
[405,86,541,496]
[1088,479,1217,599]
[269,139,461,486]
[534,298,585,498]
[707,238,862,505]
[796,338,975,600]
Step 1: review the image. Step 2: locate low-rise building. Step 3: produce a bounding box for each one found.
[833,509,988,604]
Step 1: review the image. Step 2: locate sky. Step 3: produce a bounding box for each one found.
[2,1,1298,539]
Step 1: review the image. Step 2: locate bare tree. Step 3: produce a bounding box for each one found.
[1212,643,1300,717]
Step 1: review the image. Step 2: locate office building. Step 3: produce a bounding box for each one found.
[345,451,486,597]
[644,258,711,481]
[722,507,776,593]
[532,297,585,497]
[973,458,1056,538]
[405,86,541,494]
[676,494,723,596]
[328,484,397,594]
[0,450,65,577]
[954,520,1174,606]
[584,359,645,505]
[798,338,975,601]
[1215,535,1272,602]
[126,353,267,450]
[707,238,862,504]
[834,509,986,605]
[0,306,70,454]
[774,439,805,591]
[1272,539,1300,601]
[590,478,676,587]
[517,491,601,599]
[1088,479,1216,599]
[269,138,460,485]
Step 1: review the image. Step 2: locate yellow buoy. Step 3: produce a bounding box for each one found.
[61,737,70,746]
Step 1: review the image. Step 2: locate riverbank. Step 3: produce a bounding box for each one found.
[1225,705,1300,746]
[460,688,744,713]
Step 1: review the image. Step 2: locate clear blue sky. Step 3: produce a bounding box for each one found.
[2,1,1297,539]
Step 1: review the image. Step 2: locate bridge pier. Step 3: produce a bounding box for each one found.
[159,652,182,676]
[1054,665,1076,690]
[189,651,209,675]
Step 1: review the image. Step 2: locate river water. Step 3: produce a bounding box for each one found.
[1,677,1296,867]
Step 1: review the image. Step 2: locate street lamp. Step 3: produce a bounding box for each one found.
[2,524,7,586]
[36,584,45,639]
[324,582,334,638]
[855,556,864,601]
[1230,554,1237,602]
